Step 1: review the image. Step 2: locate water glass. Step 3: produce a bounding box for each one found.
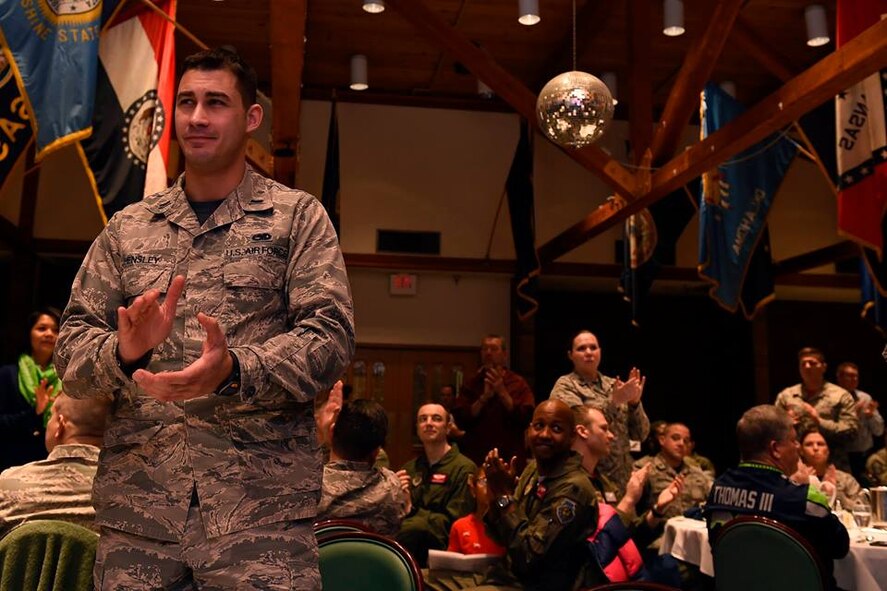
[852,507,872,529]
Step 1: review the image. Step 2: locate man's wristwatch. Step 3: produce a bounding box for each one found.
[496,495,514,510]
[215,351,241,397]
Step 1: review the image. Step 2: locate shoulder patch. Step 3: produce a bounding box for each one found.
[555,498,577,525]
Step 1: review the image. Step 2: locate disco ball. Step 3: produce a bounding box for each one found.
[536,71,615,148]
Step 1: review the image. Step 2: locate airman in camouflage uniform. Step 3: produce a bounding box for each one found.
[55,48,354,590]
[0,393,110,534]
[397,403,476,567]
[633,423,713,524]
[866,446,887,485]
[317,399,409,536]
[550,331,650,498]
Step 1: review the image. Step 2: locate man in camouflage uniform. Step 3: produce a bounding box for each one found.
[774,347,858,471]
[0,393,110,534]
[317,399,409,536]
[55,48,354,590]
[397,403,476,567]
[866,433,887,485]
[550,330,650,498]
[477,400,607,590]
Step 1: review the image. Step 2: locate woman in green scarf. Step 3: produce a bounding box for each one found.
[0,307,62,472]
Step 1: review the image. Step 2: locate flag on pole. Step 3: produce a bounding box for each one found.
[321,100,340,235]
[0,53,32,194]
[835,0,887,254]
[698,83,797,317]
[0,0,107,159]
[505,119,541,321]
[79,0,177,223]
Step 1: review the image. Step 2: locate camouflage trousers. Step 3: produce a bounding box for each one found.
[94,498,320,590]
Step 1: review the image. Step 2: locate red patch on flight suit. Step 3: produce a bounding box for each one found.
[431,473,448,484]
[536,484,547,499]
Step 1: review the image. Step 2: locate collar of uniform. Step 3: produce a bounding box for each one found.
[654,453,684,474]
[737,461,784,475]
[326,459,374,473]
[143,165,273,220]
[537,450,584,480]
[421,442,462,469]
[46,443,101,462]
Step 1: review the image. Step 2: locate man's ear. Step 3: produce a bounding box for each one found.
[246,103,263,133]
[55,413,67,441]
[575,424,589,440]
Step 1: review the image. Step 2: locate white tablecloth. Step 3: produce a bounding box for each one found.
[659,516,887,591]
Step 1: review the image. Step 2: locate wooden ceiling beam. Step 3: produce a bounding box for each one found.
[538,16,887,264]
[730,15,795,83]
[384,0,637,198]
[649,0,745,162]
[773,241,859,276]
[269,0,307,188]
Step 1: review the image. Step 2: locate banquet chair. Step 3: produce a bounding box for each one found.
[0,520,98,591]
[711,515,826,591]
[313,518,372,540]
[586,583,681,590]
[318,530,424,591]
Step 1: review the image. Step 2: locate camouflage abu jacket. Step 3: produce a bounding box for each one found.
[55,167,355,541]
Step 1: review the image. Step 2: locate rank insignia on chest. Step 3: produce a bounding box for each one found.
[536,484,547,499]
[431,473,448,484]
[555,499,577,524]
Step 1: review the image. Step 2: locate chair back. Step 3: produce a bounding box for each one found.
[318,531,424,591]
[586,582,682,590]
[313,518,372,540]
[711,515,826,591]
[0,520,98,591]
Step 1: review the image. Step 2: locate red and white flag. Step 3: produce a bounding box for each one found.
[835,0,887,252]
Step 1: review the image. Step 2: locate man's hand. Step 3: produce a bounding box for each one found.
[486,367,514,411]
[118,275,185,364]
[133,312,231,402]
[483,447,518,498]
[395,469,413,514]
[620,463,652,509]
[656,473,686,510]
[612,367,645,406]
[316,380,343,446]
[790,460,816,485]
[801,402,821,423]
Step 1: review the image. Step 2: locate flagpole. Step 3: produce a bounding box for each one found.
[790,121,838,199]
[133,0,207,49]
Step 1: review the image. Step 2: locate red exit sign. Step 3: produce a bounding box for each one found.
[389,273,418,295]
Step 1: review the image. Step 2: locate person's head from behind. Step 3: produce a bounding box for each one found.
[416,403,449,446]
[799,426,830,475]
[330,399,388,464]
[572,405,614,460]
[45,393,112,452]
[176,47,263,174]
[527,400,575,468]
[22,306,60,367]
[736,404,799,475]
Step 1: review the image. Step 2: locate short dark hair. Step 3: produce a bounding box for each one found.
[331,399,388,462]
[182,46,257,107]
[836,362,858,375]
[20,306,61,357]
[797,347,825,363]
[53,393,112,439]
[736,405,793,461]
[482,334,506,350]
[797,424,825,447]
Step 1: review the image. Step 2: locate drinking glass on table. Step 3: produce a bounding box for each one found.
[852,505,872,529]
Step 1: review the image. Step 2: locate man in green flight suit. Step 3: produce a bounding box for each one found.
[477,400,608,591]
[397,402,476,566]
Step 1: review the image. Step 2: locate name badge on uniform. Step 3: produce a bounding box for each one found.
[431,473,448,484]
[605,491,617,503]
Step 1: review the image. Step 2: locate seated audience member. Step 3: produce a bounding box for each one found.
[641,420,667,459]
[0,392,111,533]
[774,347,858,471]
[398,403,476,567]
[704,405,849,591]
[836,362,884,484]
[571,406,653,583]
[473,400,608,590]
[453,335,534,467]
[447,466,504,556]
[550,330,650,498]
[866,432,887,485]
[317,399,410,536]
[634,423,713,521]
[687,433,716,478]
[799,426,864,510]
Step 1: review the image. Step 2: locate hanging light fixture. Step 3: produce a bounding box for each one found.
[362,0,385,14]
[601,72,618,106]
[536,0,613,148]
[804,4,829,47]
[478,80,494,98]
[518,0,540,26]
[662,0,685,37]
[350,55,368,91]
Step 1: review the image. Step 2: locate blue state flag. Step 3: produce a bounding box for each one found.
[0,0,111,159]
[698,83,797,317]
